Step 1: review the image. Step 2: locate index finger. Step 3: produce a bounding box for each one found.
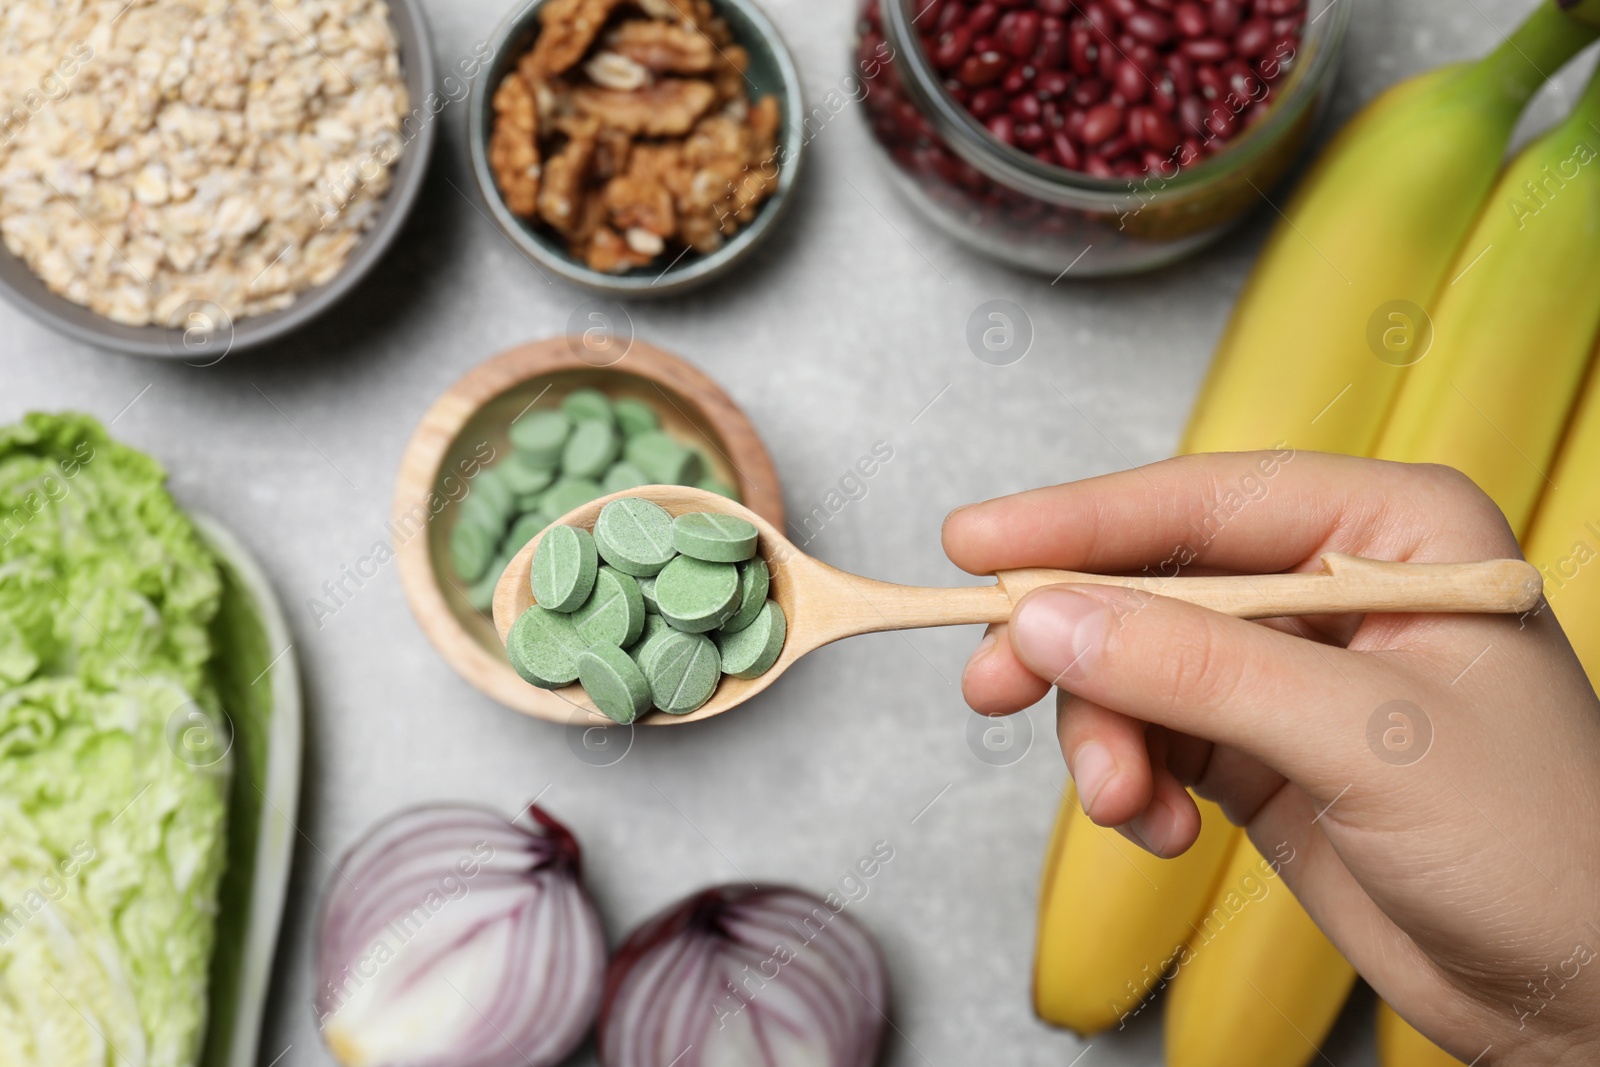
[940,451,1519,579]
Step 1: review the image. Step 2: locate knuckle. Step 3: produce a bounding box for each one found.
[1154,611,1245,715]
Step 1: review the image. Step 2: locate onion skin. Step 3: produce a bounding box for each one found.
[315,802,605,1067]
[598,884,891,1067]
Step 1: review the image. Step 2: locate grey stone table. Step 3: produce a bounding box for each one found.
[0,0,1583,1063]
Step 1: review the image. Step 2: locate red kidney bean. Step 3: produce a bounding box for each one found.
[1069,28,1097,74]
[1084,154,1115,177]
[1042,99,1064,126]
[1106,0,1140,21]
[1071,77,1107,106]
[1001,64,1033,93]
[1009,92,1042,120]
[1083,3,1116,39]
[1039,0,1072,13]
[1001,9,1041,57]
[1173,2,1208,38]
[1081,101,1125,144]
[1051,129,1083,168]
[1225,59,1260,98]
[1036,69,1071,97]
[930,26,972,71]
[1097,40,1120,80]
[1259,0,1304,15]
[973,34,999,54]
[1098,133,1131,157]
[1180,37,1231,63]
[1150,75,1177,113]
[1166,51,1194,94]
[1124,10,1174,45]
[959,50,1010,86]
[1039,18,1070,66]
[1114,59,1148,102]
[1235,18,1273,58]
[1144,0,1174,9]
[1017,121,1048,149]
[968,2,1001,34]
[1178,94,1207,135]
[1204,105,1236,139]
[935,2,964,33]
[1141,149,1171,174]
[986,113,1016,144]
[1128,42,1160,74]
[970,87,1006,118]
[1208,0,1242,36]
[1196,63,1225,99]
[1136,105,1179,150]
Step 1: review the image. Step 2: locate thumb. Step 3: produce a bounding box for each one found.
[1008,585,1396,786]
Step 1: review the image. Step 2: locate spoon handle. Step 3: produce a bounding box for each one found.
[826,554,1542,638]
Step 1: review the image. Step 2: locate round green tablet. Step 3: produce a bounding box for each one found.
[461,468,514,530]
[541,477,604,520]
[636,573,660,614]
[499,454,558,496]
[507,605,587,688]
[629,613,671,657]
[624,432,695,485]
[673,512,758,563]
[594,497,677,576]
[719,557,770,634]
[576,643,652,724]
[503,512,547,555]
[613,397,659,437]
[653,555,739,633]
[561,388,614,425]
[572,566,645,648]
[529,524,598,612]
[450,520,495,582]
[697,477,739,500]
[603,461,650,495]
[563,419,620,480]
[510,410,571,465]
[717,600,786,679]
[645,631,721,715]
[516,492,545,512]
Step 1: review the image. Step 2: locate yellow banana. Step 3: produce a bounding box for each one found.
[1375,65,1600,532]
[1524,347,1600,676]
[1376,1000,1467,1067]
[1033,786,1235,1034]
[1164,838,1357,1067]
[1183,2,1598,456]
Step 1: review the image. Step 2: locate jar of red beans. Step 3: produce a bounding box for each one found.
[854,0,1349,275]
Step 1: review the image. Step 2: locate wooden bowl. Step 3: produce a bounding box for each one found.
[394,337,785,724]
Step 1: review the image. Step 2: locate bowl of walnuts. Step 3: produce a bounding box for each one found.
[469,0,806,296]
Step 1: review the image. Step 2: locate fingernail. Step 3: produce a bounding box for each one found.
[1011,589,1111,684]
[961,631,999,686]
[1130,800,1173,857]
[1071,740,1115,814]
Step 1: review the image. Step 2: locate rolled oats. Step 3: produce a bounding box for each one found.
[0,0,409,327]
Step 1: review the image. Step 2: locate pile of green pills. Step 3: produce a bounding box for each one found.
[506,497,787,723]
[449,387,739,612]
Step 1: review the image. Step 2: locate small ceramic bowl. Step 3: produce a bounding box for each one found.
[393,336,785,724]
[0,0,437,360]
[468,0,805,297]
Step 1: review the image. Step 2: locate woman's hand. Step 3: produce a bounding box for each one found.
[943,450,1600,1065]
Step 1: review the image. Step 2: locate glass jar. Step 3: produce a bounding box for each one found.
[854,0,1351,276]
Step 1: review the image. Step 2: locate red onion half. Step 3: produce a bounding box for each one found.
[598,885,891,1067]
[315,803,605,1067]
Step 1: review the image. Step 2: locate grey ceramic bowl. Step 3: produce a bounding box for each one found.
[468,0,804,298]
[0,0,437,360]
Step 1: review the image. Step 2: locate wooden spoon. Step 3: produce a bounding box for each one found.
[493,487,1544,726]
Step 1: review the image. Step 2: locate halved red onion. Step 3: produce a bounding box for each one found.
[315,802,605,1067]
[598,884,891,1067]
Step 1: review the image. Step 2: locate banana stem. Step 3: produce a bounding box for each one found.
[1473,1,1600,106]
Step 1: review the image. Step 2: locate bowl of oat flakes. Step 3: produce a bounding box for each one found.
[469,0,806,296]
[0,0,437,359]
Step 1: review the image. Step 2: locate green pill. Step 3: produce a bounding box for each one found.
[499,454,558,496]
[717,600,787,679]
[503,512,547,555]
[573,566,646,648]
[541,477,604,520]
[561,388,614,425]
[637,573,660,614]
[625,431,696,485]
[576,643,652,724]
[510,410,571,465]
[673,511,758,563]
[719,557,770,634]
[507,605,587,688]
[653,555,739,633]
[529,524,597,612]
[630,613,671,656]
[613,397,659,437]
[603,461,650,495]
[461,467,514,530]
[517,492,545,512]
[697,477,739,500]
[450,519,495,582]
[563,419,620,480]
[594,497,677,576]
[644,631,721,715]
[467,552,513,613]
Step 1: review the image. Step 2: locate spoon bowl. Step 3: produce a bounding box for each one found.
[494,487,1545,726]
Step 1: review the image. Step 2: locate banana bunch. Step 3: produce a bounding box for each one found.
[1032,4,1600,1064]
